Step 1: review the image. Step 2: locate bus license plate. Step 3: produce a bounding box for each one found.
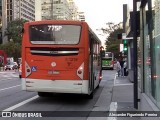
[48,70,60,74]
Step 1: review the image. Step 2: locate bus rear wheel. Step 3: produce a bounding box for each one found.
[38,92,52,97]
[86,92,93,99]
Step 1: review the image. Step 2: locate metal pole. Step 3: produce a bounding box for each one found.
[133,0,138,109]
[2,0,7,44]
[51,0,54,19]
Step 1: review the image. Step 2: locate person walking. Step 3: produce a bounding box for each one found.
[119,58,124,77]
[116,59,121,77]
[123,59,127,76]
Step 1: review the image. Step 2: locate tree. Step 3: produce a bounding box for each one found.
[100,22,123,59]
[5,18,28,43]
[0,19,27,61]
[0,41,21,61]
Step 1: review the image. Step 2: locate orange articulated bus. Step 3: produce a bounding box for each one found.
[21,20,102,98]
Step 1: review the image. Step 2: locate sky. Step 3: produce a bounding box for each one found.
[74,0,132,47]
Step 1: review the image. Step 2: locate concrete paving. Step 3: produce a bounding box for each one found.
[87,75,141,120]
[110,76,141,120]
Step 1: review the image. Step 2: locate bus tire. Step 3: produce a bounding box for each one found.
[19,75,21,78]
[38,92,49,97]
[87,92,93,99]
[97,83,100,88]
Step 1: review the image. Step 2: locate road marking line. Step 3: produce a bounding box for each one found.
[109,102,118,111]
[0,85,21,91]
[2,95,39,111]
[107,102,118,120]
[114,83,133,86]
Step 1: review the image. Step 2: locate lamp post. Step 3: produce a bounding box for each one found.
[51,0,54,19]
[2,0,8,44]
[133,0,138,109]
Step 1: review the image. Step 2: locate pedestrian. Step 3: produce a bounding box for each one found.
[123,59,127,76]
[119,58,124,77]
[116,59,121,77]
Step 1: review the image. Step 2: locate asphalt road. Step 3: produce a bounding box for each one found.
[0,69,117,120]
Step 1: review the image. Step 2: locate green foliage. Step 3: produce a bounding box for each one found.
[0,19,27,61]
[105,28,123,58]
[5,18,28,43]
[100,22,123,59]
[0,42,21,61]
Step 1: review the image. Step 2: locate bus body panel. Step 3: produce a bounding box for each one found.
[24,47,85,80]
[22,78,90,94]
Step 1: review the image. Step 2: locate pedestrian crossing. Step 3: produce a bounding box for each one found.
[0,71,19,79]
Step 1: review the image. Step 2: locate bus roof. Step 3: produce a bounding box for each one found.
[89,27,101,44]
[24,20,87,25]
[24,20,101,45]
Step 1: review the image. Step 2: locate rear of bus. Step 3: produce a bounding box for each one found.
[21,20,91,96]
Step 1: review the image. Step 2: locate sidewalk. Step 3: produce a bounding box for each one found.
[87,73,141,120]
[110,75,141,120]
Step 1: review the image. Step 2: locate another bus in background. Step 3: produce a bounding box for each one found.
[101,52,114,70]
[21,20,102,98]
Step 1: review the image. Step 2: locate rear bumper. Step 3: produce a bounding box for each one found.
[21,78,89,94]
[102,65,114,69]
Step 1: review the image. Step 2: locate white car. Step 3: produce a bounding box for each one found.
[5,62,18,70]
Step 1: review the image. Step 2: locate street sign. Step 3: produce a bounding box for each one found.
[122,33,133,39]
[120,44,124,52]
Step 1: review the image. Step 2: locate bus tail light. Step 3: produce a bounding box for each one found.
[78,70,82,74]
[99,76,102,80]
[25,62,31,77]
[77,62,84,79]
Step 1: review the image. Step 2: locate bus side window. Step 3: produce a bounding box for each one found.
[89,33,93,54]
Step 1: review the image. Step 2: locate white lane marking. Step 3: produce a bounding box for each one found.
[114,83,133,86]
[109,102,118,111]
[107,102,118,120]
[0,85,21,91]
[3,95,39,111]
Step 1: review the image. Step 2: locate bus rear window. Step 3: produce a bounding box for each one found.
[29,25,81,44]
[105,53,112,57]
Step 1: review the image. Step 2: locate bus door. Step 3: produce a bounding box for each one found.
[89,34,94,91]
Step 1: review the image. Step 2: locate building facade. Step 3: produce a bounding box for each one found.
[67,0,79,20]
[78,11,85,21]
[1,0,35,44]
[125,0,160,119]
[5,0,35,22]
[139,0,160,116]
[40,0,72,20]
[15,0,35,21]
[35,0,84,21]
